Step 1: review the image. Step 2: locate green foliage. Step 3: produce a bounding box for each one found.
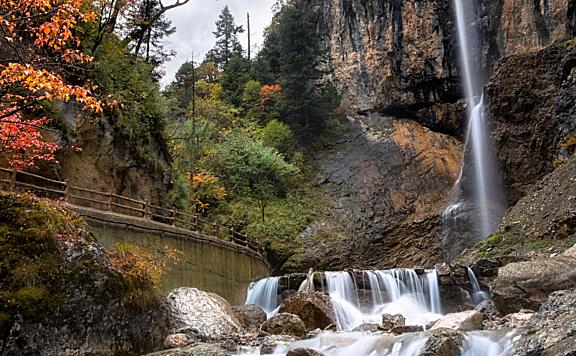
[260,119,295,157]
[221,56,251,107]
[256,5,343,139]
[92,36,168,150]
[206,132,299,222]
[205,6,245,68]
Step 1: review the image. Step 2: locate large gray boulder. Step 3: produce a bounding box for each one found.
[513,289,576,355]
[279,292,336,330]
[491,246,576,314]
[144,342,229,356]
[165,288,240,340]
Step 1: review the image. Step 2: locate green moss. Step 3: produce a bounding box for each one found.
[476,231,520,258]
[0,193,81,335]
[527,239,553,251]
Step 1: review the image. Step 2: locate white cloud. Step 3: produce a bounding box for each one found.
[161,0,276,86]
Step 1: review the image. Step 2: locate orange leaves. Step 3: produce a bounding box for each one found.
[260,83,282,105]
[186,169,227,212]
[0,110,59,168]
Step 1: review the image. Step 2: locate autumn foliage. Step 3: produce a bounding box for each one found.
[0,0,101,167]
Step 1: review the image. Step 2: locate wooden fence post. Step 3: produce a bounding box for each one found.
[143,200,150,219]
[171,209,176,225]
[63,183,69,202]
[10,169,16,190]
[212,222,218,238]
[106,193,112,211]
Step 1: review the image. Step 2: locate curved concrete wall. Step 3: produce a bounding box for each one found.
[76,208,270,305]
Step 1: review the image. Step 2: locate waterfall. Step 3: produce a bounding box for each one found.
[467,267,490,305]
[245,276,280,317]
[425,269,442,314]
[443,0,504,249]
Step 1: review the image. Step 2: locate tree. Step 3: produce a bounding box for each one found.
[207,133,298,222]
[205,6,244,68]
[220,56,251,106]
[123,0,176,71]
[0,0,102,167]
[257,5,341,138]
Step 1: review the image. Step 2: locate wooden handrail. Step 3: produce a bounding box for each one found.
[0,167,265,257]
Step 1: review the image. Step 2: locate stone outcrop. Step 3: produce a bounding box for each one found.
[144,342,230,356]
[287,348,326,356]
[487,43,576,204]
[302,114,462,270]
[263,313,307,338]
[279,292,336,330]
[301,0,569,116]
[431,310,483,331]
[0,193,169,355]
[165,288,240,340]
[490,245,576,314]
[514,289,576,355]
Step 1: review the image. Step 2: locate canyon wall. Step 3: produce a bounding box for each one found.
[293,0,574,270]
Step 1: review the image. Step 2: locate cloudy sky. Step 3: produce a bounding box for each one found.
[162,0,276,86]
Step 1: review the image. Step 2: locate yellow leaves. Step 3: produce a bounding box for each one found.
[185,169,227,212]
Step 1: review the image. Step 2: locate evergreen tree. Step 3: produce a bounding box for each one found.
[220,56,251,107]
[205,6,245,68]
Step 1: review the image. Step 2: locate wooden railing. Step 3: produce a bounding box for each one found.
[0,167,266,256]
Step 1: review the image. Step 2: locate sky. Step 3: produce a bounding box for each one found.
[162,0,277,86]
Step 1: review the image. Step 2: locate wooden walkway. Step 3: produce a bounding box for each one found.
[0,167,266,257]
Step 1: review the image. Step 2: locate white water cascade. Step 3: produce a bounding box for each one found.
[467,267,490,305]
[245,276,280,317]
[325,269,443,331]
[443,0,504,247]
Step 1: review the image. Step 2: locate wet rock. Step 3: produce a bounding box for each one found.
[491,247,576,315]
[390,325,424,334]
[164,334,190,349]
[144,342,229,356]
[430,310,483,331]
[232,305,267,332]
[502,312,533,328]
[381,314,406,330]
[352,323,381,332]
[474,299,501,321]
[514,289,576,355]
[286,348,326,356]
[258,335,299,354]
[420,329,465,356]
[165,287,240,340]
[279,292,336,330]
[263,313,307,338]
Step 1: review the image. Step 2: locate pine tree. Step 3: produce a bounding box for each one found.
[205,6,245,68]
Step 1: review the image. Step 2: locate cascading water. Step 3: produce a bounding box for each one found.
[467,267,490,305]
[245,276,280,317]
[443,0,504,255]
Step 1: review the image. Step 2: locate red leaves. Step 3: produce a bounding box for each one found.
[0,110,59,169]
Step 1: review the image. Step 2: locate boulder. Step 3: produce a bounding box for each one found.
[232,305,267,332]
[390,325,424,334]
[491,248,576,314]
[474,299,501,321]
[502,312,533,328]
[279,292,336,330]
[352,323,381,332]
[286,348,326,356]
[514,289,576,355]
[430,310,483,331]
[381,314,406,330]
[164,334,189,349]
[165,288,240,340]
[263,313,307,338]
[419,329,465,356]
[258,335,299,354]
[144,342,229,356]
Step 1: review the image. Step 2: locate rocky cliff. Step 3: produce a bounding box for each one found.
[293,0,574,269]
[41,104,172,206]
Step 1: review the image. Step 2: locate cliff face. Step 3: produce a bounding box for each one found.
[44,105,172,206]
[294,0,573,269]
[307,0,569,119]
